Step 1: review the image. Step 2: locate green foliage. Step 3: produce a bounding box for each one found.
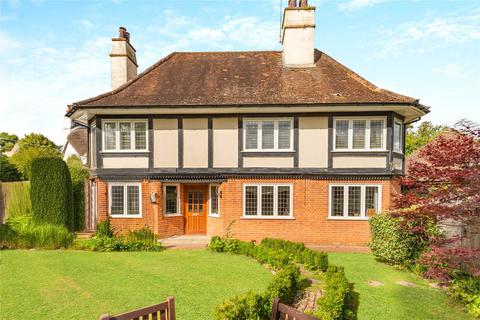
[208,235,226,252]
[369,213,436,266]
[449,277,480,317]
[405,121,447,156]
[266,264,301,304]
[0,132,18,153]
[95,219,115,238]
[0,155,21,181]
[302,249,329,272]
[5,181,31,217]
[315,265,351,320]
[11,133,61,179]
[67,155,88,231]
[214,291,272,320]
[0,216,73,249]
[30,157,73,230]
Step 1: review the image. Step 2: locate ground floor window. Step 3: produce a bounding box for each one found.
[164,184,179,215]
[209,185,220,216]
[329,184,381,219]
[109,182,141,217]
[243,184,292,218]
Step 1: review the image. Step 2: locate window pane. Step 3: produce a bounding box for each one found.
[261,121,274,149]
[348,186,361,217]
[331,186,344,216]
[245,122,258,150]
[134,122,147,150]
[335,120,349,149]
[370,120,384,149]
[165,186,178,214]
[111,185,124,215]
[210,186,219,215]
[104,122,117,150]
[365,186,379,217]
[245,186,258,215]
[278,121,291,150]
[127,186,140,215]
[352,120,366,149]
[394,122,402,151]
[119,122,131,150]
[277,186,291,216]
[261,186,274,216]
[198,192,203,212]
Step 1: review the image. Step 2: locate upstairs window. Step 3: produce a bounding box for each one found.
[393,120,403,153]
[334,118,386,151]
[109,183,142,217]
[244,119,293,151]
[103,120,148,152]
[329,184,381,219]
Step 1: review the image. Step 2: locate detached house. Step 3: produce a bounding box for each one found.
[66,0,428,246]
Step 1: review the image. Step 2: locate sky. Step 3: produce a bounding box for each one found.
[1,0,479,145]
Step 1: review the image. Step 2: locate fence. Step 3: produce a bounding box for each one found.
[0,181,30,223]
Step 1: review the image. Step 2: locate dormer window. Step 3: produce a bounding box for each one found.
[243,118,293,151]
[102,119,148,152]
[334,117,386,151]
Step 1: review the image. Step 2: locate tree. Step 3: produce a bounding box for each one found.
[67,155,89,231]
[405,121,446,156]
[10,133,61,180]
[394,120,480,281]
[0,155,21,181]
[0,132,18,153]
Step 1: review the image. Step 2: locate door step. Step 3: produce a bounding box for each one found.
[160,235,211,249]
[76,231,95,239]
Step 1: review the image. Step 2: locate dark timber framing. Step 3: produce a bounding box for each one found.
[238,117,243,168]
[178,118,183,169]
[208,117,213,168]
[293,116,299,168]
[148,118,154,169]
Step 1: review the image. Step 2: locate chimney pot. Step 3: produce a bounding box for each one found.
[288,0,297,8]
[299,0,308,7]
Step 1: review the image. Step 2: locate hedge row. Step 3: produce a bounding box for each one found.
[314,266,351,320]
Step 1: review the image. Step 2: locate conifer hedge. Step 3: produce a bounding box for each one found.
[30,157,74,230]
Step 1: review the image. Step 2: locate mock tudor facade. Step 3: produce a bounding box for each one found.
[66,1,428,246]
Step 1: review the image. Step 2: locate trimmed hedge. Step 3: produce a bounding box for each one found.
[67,158,88,231]
[30,157,73,230]
[315,266,350,320]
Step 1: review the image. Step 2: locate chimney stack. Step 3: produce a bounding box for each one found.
[110,27,138,90]
[280,0,316,68]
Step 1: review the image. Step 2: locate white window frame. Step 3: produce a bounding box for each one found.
[242,183,294,219]
[163,183,181,217]
[102,119,149,152]
[393,119,403,153]
[333,117,387,151]
[328,184,382,220]
[208,184,220,217]
[243,118,294,152]
[108,182,142,218]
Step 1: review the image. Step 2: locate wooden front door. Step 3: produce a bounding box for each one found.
[184,185,207,234]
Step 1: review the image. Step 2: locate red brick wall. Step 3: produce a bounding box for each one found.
[94,177,399,246]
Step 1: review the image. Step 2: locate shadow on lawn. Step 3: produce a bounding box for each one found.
[346,283,360,320]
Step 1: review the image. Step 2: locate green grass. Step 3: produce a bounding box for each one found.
[0,250,272,320]
[328,252,474,320]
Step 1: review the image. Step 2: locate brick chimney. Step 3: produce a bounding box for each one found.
[110,27,138,90]
[281,0,316,68]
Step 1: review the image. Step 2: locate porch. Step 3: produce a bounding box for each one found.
[160,235,211,249]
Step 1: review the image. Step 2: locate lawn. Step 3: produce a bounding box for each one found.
[0,250,272,320]
[328,252,474,320]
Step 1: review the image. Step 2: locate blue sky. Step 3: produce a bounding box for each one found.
[1,0,479,144]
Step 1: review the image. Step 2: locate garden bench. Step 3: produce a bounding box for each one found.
[271,298,318,320]
[99,296,175,320]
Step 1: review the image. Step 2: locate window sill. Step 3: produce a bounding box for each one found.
[332,150,387,153]
[101,150,150,153]
[242,150,295,153]
[208,214,221,218]
[327,217,369,221]
[110,215,142,218]
[241,216,295,220]
[164,214,182,218]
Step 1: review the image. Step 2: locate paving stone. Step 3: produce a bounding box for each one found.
[396,280,418,287]
[368,280,384,287]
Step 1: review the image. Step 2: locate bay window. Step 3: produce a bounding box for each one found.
[244,119,293,151]
[102,119,148,152]
[329,185,382,219]
[109,183,141,217]
[334,118,386,151]
[243,184,292,218]
[393,120,403,153]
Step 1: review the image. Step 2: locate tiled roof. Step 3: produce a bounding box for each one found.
[73,50,421,108]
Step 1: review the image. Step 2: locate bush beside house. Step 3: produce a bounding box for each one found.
[67,155,89,231]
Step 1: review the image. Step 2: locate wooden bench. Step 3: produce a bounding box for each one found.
[271,298,319,320]
[100,296,175,320]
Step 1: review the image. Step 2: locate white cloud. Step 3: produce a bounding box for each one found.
[338,0,387,11]
[378,12,480,56]
[432,63,469,78]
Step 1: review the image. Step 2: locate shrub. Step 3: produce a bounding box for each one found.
[95,219,115,238]
[5,181,31,218]
[267,264,301,304]
[87,224,162,252]
[369,213,433,266]
[208,236,225,252]
[448,276,480,317]
[214,291,271,320]
[67,156,88,231]
[0,155,21,181]
[315,265,350,320]
[302,249,329,272]
[30,157,73,230]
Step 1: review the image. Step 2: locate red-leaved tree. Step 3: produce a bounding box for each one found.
[394,120,480,281]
